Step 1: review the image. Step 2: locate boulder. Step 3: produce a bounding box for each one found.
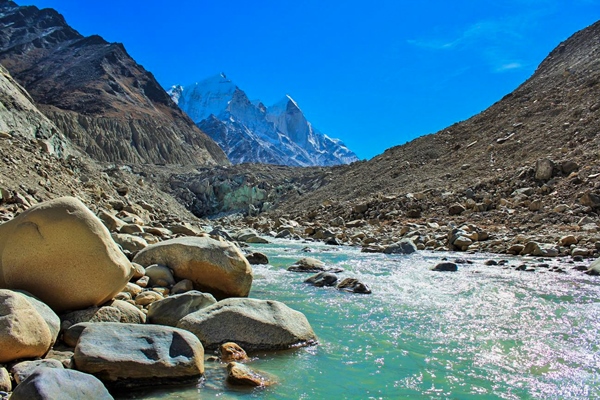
[245,252,269,265]
[105,299,146,324]
[133,236,253,299]
[134,291,163,306]
[11,359,64,385]
[145,264,176,287]
[171,279,194,295]
[288,257,339,273]
[521,241,559,257]
[177,298,317,351]
[111,233,148,253]
[304,272,338,287]
[431,262,458,272]
[586,258,600,276]
[10,368,113,400]
[60,306,122,329]
[73,323,204,387]
[0,367,10,392]
[220,342,248,362]
[0,290,57,363]
[383,238,417,254]
[147,291,217,327]
[336,278,372,294]
[226,362,275,387]
[0,197,133,312]
[448,203,466,216]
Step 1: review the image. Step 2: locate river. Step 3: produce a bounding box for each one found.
[126,239,600,399]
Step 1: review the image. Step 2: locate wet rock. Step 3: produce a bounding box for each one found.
[586,258,600,275]
[219,342,248,362]
[336,278,372,294]
[177,298,317,351]
[73,323,204,388]
[246,252,269,265]
[304,272,338,287]
[133,236,253,299]
[484,260,498,266]
[431,262,458,272]
[147,290,217,327]
[288,257,327,273]
[10,368,113,400]
[226,362,275,387]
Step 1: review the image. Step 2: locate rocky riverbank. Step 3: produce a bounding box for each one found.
[0,197,317,399]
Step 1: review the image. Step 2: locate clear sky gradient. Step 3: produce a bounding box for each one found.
[17,0,600,160]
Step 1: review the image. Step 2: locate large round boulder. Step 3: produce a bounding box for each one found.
[0,290,58,363]
[0,197,133,312]
[132,236,253,299]
[10,368,113,400]
[73,323,204,388]
[177,298,317,351]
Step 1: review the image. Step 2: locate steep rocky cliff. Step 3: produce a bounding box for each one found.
[0,1,228,166]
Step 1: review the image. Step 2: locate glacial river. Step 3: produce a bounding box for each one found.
[130,239,600,399]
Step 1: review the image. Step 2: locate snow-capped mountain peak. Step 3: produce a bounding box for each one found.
[169,75,359,167]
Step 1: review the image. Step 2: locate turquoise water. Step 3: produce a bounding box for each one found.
[129,240,600,399]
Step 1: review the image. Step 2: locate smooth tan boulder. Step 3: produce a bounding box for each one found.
[0,197,133,312]
[0,290,55,363]
[133,236,253,299]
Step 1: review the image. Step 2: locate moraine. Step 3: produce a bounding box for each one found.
[123,239,600,399]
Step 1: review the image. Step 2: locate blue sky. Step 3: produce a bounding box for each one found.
[17,0,600,160]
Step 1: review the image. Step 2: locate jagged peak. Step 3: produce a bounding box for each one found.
[269,94,301,116]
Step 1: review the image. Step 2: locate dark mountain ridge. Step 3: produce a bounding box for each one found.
[0,0,228,165]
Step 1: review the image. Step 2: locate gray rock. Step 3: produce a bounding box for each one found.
[73,323,204,388]
[147,290,217,327]
[171,279,194,295]
[448,203,466,216]
[11,359,64,385]
[431,262,458,272]
[0,367,10,392]
[10,366,113,400]
[245,252,269,265]
[304,272,338,287]
[522,241,559,257]
[383,238,417,254]
[61,306,122,329]
[288,257,343,273]
[145,264,176,287]
[177,298,317,351]
[336,278,372,294]
[63,322,91,348]
[535,158,555,180]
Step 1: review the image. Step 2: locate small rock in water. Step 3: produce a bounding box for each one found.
[304,272,338,287]
[245,252,269,265]
[431,262,458,272]
[484,260,498,266]
[226,362,275,387]
[337,278,372,294]
[220,342,248,362]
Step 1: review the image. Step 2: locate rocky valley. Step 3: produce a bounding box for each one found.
[0,0,600,398]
